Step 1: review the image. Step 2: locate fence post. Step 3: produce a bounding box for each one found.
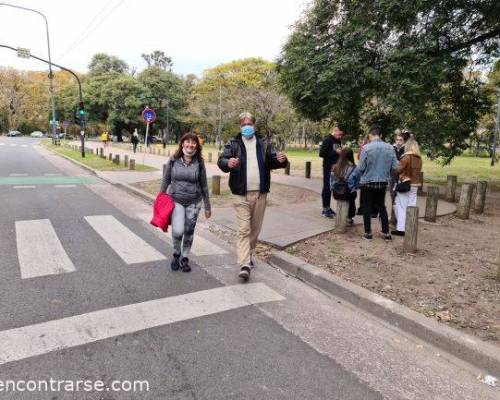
[124,155,129,167]
[285,161,290,175]
[445,175,457,202]
[108,153,113,161]
[417,172,424,195]
[212,175,221,195]
[424,186,439,222]
[114,155,120,165]
[305,161,311,179]
[99,148,104,158]
[403,206,419,253]
[335,200,349,233]
[457,183,474,219]
[474,181,487,214]
[129,159,135,170]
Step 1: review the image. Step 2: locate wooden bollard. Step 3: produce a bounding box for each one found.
[417,172,424,195]
[457,183,474,219]
[124,155,129,167]
[305,161,311,179]
[285,161,290,175]
[445,175,457,202]
[335,200,349,233]
[403,206,419,253]
[208,152,212,163]
[474,181,487,214]
[100,148,104,158]
[129,159,135,170]
[212,175,221,195]
[114,155,120,165]
[424,186,439,222]
[108,153,113,161]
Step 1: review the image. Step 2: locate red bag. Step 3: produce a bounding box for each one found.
[150,192,175,232]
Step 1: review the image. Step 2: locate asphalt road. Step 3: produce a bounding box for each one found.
[0,137,496,400]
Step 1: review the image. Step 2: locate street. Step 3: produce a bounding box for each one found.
[0,137,496,400]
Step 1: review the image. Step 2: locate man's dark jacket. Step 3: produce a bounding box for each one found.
[217,133,287,195]
[319,135,342,168]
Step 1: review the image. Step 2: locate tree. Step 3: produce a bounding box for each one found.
[141,51,173,71]
[278,0,498,160]
[88,53,129,76]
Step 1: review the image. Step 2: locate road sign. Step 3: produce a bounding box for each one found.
[142,108,156,124]
[17,48,30,59]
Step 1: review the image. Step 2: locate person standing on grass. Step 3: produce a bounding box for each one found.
[392,138,422,236]
[331,147,358,225]
[351,126,398,241]
[319,124,345,218]
[217,112,288,281]
[160,133,211,273]
[131,128,139,153]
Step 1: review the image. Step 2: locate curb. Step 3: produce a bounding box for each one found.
[268,250,500,378]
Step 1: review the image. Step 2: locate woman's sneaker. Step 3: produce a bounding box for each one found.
[170,255,180,271]
[238,266,251,281]
[180,257,191,272]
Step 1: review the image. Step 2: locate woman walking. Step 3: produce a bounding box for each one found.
[331,147,357,225]
[392,138,422,236]
[131,128,139,153]
[160,133,211,272]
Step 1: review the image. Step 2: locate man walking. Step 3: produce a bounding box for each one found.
[218,112,288,281]
[351,126,398,240]
[319,124,345,218]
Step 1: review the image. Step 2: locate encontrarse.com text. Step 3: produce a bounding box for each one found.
[0,379,150,393]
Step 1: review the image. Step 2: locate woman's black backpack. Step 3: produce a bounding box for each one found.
[332,168,353,201]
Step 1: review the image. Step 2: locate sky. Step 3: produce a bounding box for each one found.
[0,0,309,77]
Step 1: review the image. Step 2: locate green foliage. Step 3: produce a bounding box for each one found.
[88,53,129,76]
[141,51,173,71]
[278,0,499,161]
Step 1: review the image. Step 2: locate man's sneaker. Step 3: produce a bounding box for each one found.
[170,255,180,271]
[391,230,405,237]
[383,234,393,241]
[238,266,251,281]
[321,208,335,218]
[180,257,191,272]
[362,233,373,240]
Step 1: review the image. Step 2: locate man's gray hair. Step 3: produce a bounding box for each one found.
[239,112,256,124]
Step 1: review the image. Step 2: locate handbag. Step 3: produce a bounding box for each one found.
[396,180,411,193]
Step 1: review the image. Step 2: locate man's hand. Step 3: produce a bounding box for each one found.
[228,158,240,169]
[277,152,287,163]
[205,210,211,219]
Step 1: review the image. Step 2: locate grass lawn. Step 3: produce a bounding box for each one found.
[42,140,155,172]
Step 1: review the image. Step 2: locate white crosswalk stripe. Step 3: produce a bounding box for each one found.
[0,143,5,146]
[0,283,284,366]
[16,219,76,279]
[9,144,16,147]
[85,215,166,264]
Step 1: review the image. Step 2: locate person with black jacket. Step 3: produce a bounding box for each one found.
[217,112,287,281]
[319,124,345,218]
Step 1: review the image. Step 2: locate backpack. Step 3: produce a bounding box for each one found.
[332,167,354,201]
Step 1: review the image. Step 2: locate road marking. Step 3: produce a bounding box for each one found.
[9,173,28,177]
[85,215,166,264]
[15,219,76,279]
[0,143,5,146]
[9,144,16,147]
[0,177,98,185]
[13,186,36,189]
[55,185,76,188]
[44,173,62,176]
[0,283,284,366]
[21,145,28,148]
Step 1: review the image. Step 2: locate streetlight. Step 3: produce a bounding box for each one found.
[0,2,57,142]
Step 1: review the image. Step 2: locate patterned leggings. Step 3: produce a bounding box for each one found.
[171,202,201,259]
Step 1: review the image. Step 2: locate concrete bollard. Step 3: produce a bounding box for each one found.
[335,200,349,233]
[285,161,290,175]
[208,152,212,163]
[129,159,136,170]
[424,186,440,222]
[403,206,419,253]
[474,181,487,214]
[305,161,311,179]
[124,155,129,167]
[417,172,424,195]
[212,175,221,195]
[114,155,120,165]
[100,148,104,158]
[108,153,113,161]
[457,183,474,219]
[445,175,457,202]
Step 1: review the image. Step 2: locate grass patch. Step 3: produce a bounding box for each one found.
[42,140,155,172]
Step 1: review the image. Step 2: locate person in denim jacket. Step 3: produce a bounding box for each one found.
[350,127,398,240]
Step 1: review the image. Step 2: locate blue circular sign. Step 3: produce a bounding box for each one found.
[142,108,157,123]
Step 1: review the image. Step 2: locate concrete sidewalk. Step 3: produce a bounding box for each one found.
[76,141,457,248]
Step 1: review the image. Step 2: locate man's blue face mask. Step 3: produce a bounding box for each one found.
[241,125,255,138]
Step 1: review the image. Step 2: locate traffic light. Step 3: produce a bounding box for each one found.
[75,102,86,124]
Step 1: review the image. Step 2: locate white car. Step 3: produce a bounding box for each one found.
[7,130,22,137]
[30,131,44,138]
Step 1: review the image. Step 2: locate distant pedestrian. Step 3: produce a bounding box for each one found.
[217,112,288,281]
[319,124,345,218]
[351,126,398,240]
[131,128,139,153]
[392,138,422,236]
[160,132,211,272]
[331,147,357,225]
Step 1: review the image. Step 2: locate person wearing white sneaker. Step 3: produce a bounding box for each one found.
[217,112,287,281]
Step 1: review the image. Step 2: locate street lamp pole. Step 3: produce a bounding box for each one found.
[0,2,57,142]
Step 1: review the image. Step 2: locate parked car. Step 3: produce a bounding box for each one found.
[30,131,44,138]
[7,130,22,137]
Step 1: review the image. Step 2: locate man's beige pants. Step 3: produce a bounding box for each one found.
[234,191,267,267]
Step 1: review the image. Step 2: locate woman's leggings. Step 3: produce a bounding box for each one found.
[171,202,201,259]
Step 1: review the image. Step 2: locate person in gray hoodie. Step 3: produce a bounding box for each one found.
[160,132,211,272]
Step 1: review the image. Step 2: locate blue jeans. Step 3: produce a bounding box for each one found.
[171,202,201,258]
[322,165,332,209]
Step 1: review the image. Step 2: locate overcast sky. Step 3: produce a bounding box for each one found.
[0,0,309,76]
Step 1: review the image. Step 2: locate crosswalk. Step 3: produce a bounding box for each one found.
[0,143,36,148]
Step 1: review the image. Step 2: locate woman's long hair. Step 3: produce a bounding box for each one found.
[173,132,204,163]
[404,138,421,156]
[333,147,355,178]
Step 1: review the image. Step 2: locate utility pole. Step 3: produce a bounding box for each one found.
[491,89,500,166]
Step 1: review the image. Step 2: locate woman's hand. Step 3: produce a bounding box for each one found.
[205,210,212,219]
